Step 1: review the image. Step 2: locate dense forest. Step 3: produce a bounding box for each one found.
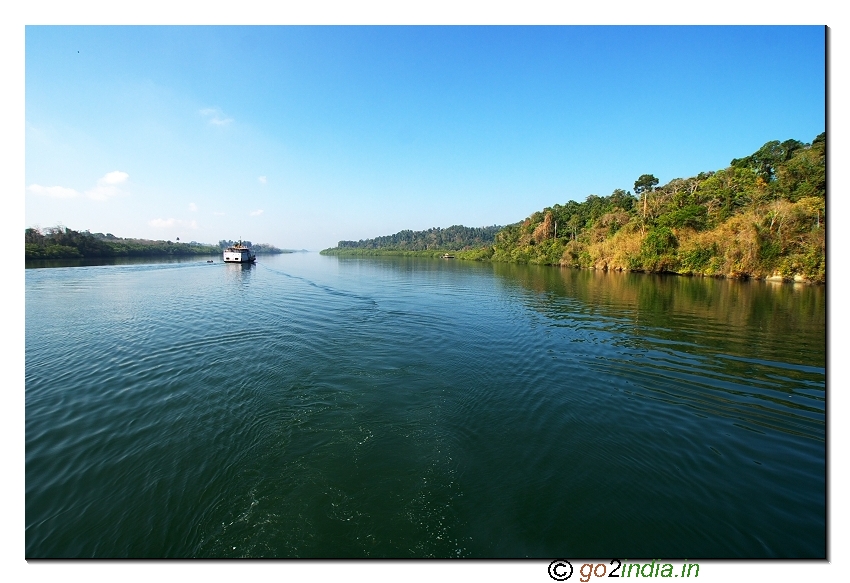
[323,225,503,254]
[322,133,825,282]
[24,228,284,259]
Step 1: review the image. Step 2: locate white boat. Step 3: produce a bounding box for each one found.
[223,240,256,264]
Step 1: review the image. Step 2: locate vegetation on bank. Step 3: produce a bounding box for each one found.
[325,225,502,253]
[322,133,825,283]
[24,227,286,260]
[493,133,825,282]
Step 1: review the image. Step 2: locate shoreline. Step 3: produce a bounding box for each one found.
[320,247,824,284]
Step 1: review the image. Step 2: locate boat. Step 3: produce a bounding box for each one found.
[223,240,256,264]
[441,253,455,259]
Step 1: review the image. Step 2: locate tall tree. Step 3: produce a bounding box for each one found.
[634,174,659,219]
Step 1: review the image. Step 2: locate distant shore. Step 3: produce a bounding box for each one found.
[25,227,288,260]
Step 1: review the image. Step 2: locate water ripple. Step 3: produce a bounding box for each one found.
[26,255,825,558]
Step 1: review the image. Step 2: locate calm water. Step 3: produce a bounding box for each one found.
[25,253,825,558]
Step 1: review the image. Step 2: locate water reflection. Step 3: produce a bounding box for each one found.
[224,261,255,288]
[485,263,825,443]
[489,263,824,367]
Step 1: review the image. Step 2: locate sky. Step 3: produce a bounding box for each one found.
[24,25,825,251]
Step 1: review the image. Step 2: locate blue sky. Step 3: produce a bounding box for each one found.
[25,25,824,250]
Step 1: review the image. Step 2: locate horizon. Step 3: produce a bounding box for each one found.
[27,221,507,251]
[24,25,825,251]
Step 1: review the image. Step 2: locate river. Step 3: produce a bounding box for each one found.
[25,252,825,557]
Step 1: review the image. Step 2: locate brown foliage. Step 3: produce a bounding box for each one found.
[532,212,555,244]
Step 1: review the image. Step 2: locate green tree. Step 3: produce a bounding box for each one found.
[731,139,804,182]
[634,174,659,219]
[609,188,635,212]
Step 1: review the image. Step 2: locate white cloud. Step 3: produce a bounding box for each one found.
[212,211,225,216]
[28,171,129,202]
[148,218,198,229]
[258,176,267,184]
[100,171,129,185]
[86,171,130,200]
[27,184,80,199]
[249,209,264,216]
[200,107,233,125]
[189,203,198,212]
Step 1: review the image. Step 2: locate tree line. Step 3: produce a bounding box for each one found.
[24,228,283,259]
[322,132,825,282]
[490,133,824,282]
[325,225,503,253]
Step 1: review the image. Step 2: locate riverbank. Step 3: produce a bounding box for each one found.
[320,246,823,284]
